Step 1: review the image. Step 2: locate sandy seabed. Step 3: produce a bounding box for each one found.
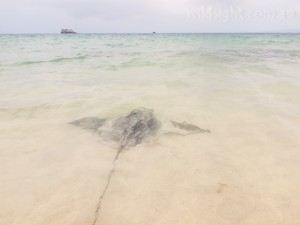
[1,97,300,225]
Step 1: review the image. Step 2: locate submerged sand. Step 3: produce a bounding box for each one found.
[1,99,300,225]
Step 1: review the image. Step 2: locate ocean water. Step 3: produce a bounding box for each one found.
[1,34,300,225]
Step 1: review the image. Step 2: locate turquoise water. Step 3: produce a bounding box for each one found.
[1,34,300,225]
[0,34,300,109]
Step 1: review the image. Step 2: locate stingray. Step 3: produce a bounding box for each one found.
[69,108,210,152]
[170,120,211,134]
[69,108,162,159]
[68,108,210,225]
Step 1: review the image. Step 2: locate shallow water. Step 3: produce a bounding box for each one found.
[1,34,300,225]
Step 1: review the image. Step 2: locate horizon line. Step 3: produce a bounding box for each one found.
[0,32,300,35]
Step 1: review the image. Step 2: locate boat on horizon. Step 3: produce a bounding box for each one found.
[61,29,76,34]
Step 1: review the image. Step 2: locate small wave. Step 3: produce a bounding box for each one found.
[0,104,63,117]
[16,60,44,65]
[49,56,86,63]
[15,56,86,66]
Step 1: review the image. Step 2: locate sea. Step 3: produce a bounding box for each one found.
[0,34,300,225]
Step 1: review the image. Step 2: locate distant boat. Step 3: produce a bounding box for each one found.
[61,29,76,34]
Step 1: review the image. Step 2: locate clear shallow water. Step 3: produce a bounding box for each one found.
[0,34,300,109]
[1,34,300,225]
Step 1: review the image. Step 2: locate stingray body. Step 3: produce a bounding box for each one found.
[101,108,161,149]
[69,108,161,155]
[69,108,211,152]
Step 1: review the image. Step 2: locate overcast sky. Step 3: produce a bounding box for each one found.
[0,0,299,33]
